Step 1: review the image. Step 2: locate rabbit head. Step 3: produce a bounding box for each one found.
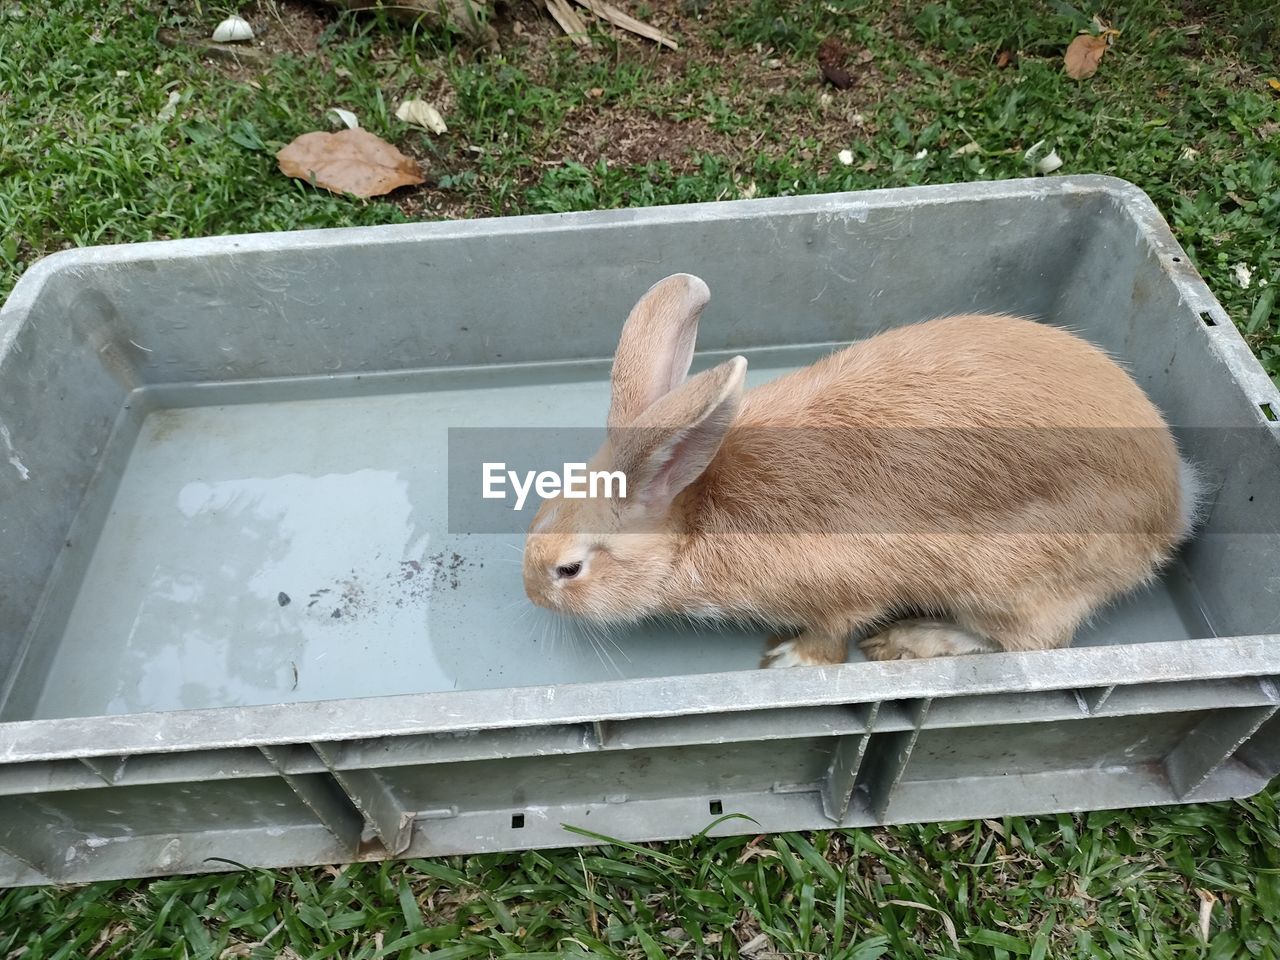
[522,274,746,622]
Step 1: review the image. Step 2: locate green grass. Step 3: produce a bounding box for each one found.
[2,0,1277,376]
[2,0,1280,954]
[4,795,1279,957]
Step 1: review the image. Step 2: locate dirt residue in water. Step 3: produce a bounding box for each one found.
[294,549,483,621]
[432,551,472,591]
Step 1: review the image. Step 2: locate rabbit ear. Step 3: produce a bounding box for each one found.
[608,273,711,430]
[611,355,746,514]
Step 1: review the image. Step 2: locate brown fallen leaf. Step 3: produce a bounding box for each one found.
[1064,32,1109,79]
[881,900,960,949]
[546,0,591,47]
[995,49,1013,68]
[817,37,854,89]
[276,128,425,197]
[570,0,677,50]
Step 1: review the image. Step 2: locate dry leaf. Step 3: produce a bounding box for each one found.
[881,900,960,949]
[396,99,447,134]
[995,49,1012,68]
[1064,33,1108,79]
[327,107,359,129]
[817,36,854,89]
[276,128,425,198]
[546,0,591,46]
[156,90,181,123]
[570,0,676,50]
[1196,888,1217,942]
[1268,78,1280,92]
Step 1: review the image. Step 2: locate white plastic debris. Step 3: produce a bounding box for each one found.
[838,149,854,166]
[212,16,254,42]
[156,90,181,123]
[914,149,929,160]
[1234,263,1253,289]
[1023,138,1062,174]
[327,107,359,129]
[1034,149,1063,175]
[396,100,448,135]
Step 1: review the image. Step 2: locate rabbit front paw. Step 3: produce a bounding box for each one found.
[861,620,993,660]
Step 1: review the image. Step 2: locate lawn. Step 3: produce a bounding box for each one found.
[2,0,1279,955]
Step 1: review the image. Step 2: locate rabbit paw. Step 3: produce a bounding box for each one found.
[861,620,993,661]
[760,634,846,668]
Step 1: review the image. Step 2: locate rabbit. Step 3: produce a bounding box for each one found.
[522,273,1200,667]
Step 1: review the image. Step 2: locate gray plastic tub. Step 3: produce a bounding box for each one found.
[1,176,1278,886]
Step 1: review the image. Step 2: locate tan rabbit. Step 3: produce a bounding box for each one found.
[522,274,1200,666]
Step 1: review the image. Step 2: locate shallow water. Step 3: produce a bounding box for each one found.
[22,348,1212,720]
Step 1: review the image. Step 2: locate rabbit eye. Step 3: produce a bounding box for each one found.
[555,561,583,580]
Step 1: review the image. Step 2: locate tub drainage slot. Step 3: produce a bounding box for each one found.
[854,698,932,821]
[259,745,365,854]
[1164,704,1279,799]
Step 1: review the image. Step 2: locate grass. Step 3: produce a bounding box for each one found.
[2,0,1278,375]
[3,796,1279,957]
[1,0,1279,955]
